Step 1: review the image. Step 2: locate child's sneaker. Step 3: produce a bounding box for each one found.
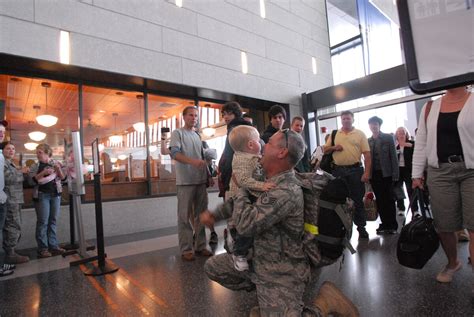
[232,255,249,271]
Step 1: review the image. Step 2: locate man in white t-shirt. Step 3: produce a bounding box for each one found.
[169,107,213,261]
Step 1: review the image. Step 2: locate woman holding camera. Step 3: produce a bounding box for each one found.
[29,143,66,258]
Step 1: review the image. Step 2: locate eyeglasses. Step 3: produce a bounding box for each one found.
[281,128,289,149]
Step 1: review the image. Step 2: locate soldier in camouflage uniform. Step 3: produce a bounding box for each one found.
[3,142,29,264]
[202,130,359,317]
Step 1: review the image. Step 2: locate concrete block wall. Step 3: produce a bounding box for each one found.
[0,0,333,105]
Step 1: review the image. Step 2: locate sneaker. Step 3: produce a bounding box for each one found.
[0,267,14,277]
[209,231,218,245]
[397,211,405,217]
[2,263,16,270]
[5,253,30,264]
[358,228,369,239]
[457,229,470,242]
[196,249,213,257]
[38,250,52,258]
[181,253,195,261]
[436,262,462,283]
[232,254,249,271]
[50,247,66,256]
[413,211,422,218]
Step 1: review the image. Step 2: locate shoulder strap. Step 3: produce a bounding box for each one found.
[330,129,337,146]
[424,100,433,124]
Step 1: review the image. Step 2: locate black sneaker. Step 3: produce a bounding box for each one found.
[358,228,369,239]
[209,231,218,245]
[0,267,14,277]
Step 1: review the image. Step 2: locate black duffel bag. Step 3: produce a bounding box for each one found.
[397,189,439,269]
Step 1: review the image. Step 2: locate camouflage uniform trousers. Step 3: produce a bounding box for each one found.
[2,202,22,252]
[204,253,322,317]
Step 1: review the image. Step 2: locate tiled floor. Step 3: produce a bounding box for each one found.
[1,216,473,317]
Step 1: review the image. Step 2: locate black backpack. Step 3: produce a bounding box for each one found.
[296,171,356,268]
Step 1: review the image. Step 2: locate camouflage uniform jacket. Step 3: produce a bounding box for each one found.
[213,169,310,285]
[4,159,24,204]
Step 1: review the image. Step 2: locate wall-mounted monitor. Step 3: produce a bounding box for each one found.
[397,0,473,93]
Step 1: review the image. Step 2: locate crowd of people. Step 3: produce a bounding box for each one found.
[0,86,472,315]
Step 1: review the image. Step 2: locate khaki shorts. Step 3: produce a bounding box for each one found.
[427,162,474,232]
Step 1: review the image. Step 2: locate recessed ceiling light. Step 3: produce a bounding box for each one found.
[99,110,106,113]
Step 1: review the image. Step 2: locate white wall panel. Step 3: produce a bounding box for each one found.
[290,0,328,29]
[93,0,198,35]
[71,33,182,84]
[265,2,312,38]
[35,0,163,52]
[303,37,331,63]
[247,53,300,86]
[299,69,333,92]
[163,28,241,71]
[265,39,314,71]
[185,0,254,33]
[269,0,290,11]
[251,15,304,51]
[0,0,34,21]
[0,16,59,61]
[197,15,266,57]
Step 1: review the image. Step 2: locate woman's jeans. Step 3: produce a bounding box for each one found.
[35,193,61,251]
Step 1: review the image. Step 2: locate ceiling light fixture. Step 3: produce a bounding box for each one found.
[36,82,58,127]
[109,113,123,146]
[175,0,183,7]
[133,94,146,133]
[28,131,47,141]
[110,157,118,163]
[24,142,39,151]
[118,154,128,161]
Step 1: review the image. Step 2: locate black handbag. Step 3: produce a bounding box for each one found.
[397,189,439,269]
[319,130,337,173]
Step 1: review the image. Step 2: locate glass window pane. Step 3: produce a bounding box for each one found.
[82,86,145,191]
[327,0,360,46]
[0,75,79,207]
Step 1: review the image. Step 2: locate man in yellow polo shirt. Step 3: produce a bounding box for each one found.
[324,110,371,239]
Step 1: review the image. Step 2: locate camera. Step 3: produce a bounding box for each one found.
[161,127,170,133]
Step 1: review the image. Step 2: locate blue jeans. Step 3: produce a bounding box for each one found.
[35,193,61,251]
[332,166,366,229]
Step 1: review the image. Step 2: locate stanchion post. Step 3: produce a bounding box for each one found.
[83,138,118,276]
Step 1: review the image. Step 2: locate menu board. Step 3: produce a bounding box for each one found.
[398,0,474,93]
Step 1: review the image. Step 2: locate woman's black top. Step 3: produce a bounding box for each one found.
[36,162,58,194]
[437,111,463,162]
